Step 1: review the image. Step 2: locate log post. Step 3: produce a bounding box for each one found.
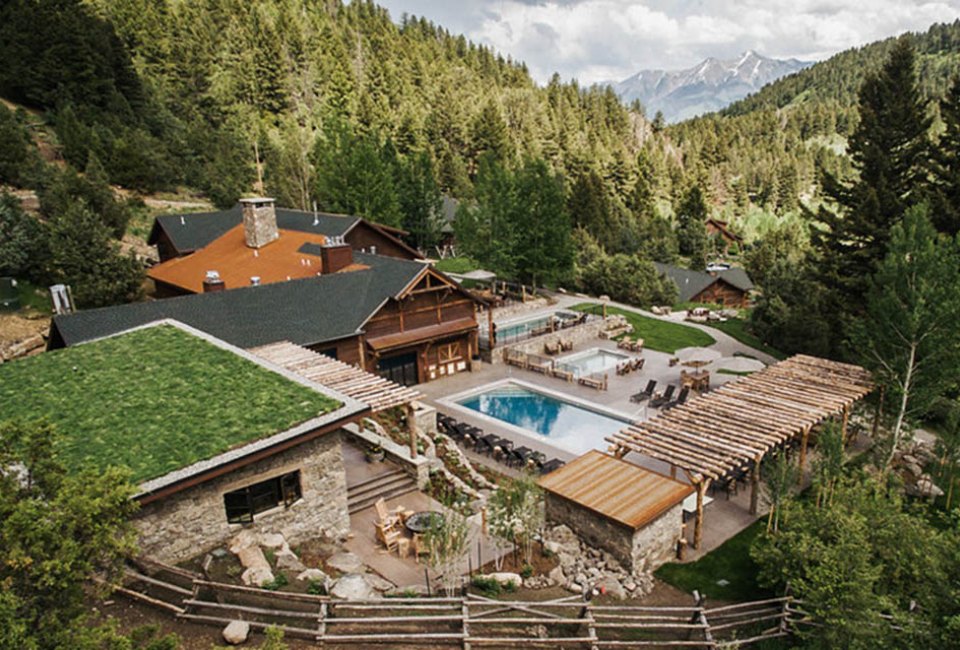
[872,387,885,439]
[750,456,761,515]
[693,479,711,550]
[406,403,418,459]
[841,404,850,445]
[487,309,495,348]
[797,426,811,485]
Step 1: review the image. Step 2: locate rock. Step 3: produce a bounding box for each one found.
[229,529,260,554]
[260,533,287,549]
[241,566,274,587]
[558,552,577,570]
[901,454,918,466]
[912,475,945,498]
[564,580,581,593]
[365,573,395,592]
[624,580,637,593]
[587,567,601,578]
[211,547,229,559]
[548,566,565,585]
[485,572,522,588]
[575,572,587,588]
[222,620,250,645]
[275,550,306,572]
[296,568,328,583]
[544,540,562,555]
[327,552,365,574]
[904,462,924,478]
[598,573,627,600]
[331,574,378,600]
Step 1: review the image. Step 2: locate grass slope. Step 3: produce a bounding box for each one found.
[704,319,786,360]
[0,325,340,483]
[655,519,771,602]
[433,257,480,274]
[571,303,715,353]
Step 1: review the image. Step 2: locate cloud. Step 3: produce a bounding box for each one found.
[376,0,960,83]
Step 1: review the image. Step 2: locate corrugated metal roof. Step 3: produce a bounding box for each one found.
[538,450,693,530]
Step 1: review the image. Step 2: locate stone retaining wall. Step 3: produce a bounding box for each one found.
[545,493,684,574]
[136,431,350,564]
[490,318,606,365]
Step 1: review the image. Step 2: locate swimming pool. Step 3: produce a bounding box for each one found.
[452,381,631,454]
[556,347,631,376]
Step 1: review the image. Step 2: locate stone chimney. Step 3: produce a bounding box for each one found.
[240,197,279,249]
[321,235,354,274]
[203,270,225,293]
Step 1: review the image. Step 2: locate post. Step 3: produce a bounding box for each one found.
[750,457,761,515]
[694,479,710,550]
[797,426,811,485]
[872,387,885,439]
[841,404,850,445]
[406,404,418,459]
[487,309,495,348]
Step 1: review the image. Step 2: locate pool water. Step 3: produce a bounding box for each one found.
[557,348,631,376]
[456,383,630,454]
[492,311,580,342]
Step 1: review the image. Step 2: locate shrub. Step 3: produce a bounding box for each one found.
[306,580,326,596]
[262,573,289,591]
[519,564,534,579]
[471,575,501,597]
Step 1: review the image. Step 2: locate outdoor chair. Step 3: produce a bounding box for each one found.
[663,386,691,411]
[650,384,676,408]
[509,446,537,468]
[375,498,401,530]
[375,520,402,552]
[560,338,573,351]
[477,433,508,456]
[631,357,645,371]
[412,533,430,564]
[539,458,566,474]
[630,379,657,403]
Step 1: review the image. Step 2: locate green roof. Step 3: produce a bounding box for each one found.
[653,262,754,303]
[0,324,342,483]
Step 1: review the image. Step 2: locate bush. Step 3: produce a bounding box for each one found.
[470,575,501,597]
[306,580,326,596]
[262,573,289,591]
[579,252,678,307]
[519,564,534,579]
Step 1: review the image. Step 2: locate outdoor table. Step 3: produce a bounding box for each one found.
[405,511,445,534]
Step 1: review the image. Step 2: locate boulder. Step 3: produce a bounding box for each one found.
[331,574,378,600]
[275,550,306,572]
[229,529,260,554]
[241,566,274,587]
[222,620,250,645]
[598,573,627,600]
[327,551,365,574]
[365,573,395,592]
[296,568,329,583]
[544,540,562,555]
[260,533,288,549]
[484,572,522,588]
[557,552,577,570]
[548,566,565,586]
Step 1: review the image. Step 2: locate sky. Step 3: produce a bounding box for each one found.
[375,0,960,84]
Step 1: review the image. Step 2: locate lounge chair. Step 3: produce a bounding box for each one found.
[663,386,690,411]
[650,385,676,408]
[540,458,566,474]
[630,380,657,403]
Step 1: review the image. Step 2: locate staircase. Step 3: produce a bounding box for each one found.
[347,468,418,514]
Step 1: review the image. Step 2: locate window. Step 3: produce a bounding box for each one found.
[224,470,302,524]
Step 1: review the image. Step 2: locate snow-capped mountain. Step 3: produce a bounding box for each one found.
[612,51,811,123]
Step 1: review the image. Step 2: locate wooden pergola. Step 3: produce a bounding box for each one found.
[253,341,424,456]
[607,354,873,548]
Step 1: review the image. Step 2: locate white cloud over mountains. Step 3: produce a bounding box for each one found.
[376,0,960,83]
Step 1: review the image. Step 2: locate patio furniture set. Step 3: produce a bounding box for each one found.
[373,497,433,562]
[436,413,567,475]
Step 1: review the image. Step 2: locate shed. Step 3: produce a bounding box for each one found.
[538,450,693,573]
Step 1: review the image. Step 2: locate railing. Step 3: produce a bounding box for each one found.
[479,311,593,350]
[116,559,813,647]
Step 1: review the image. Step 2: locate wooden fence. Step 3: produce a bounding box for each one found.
[116,559,809,648]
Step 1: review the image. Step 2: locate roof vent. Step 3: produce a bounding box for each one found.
[370,245,377,255]
[203,270,225,293]
[250,276,261,286]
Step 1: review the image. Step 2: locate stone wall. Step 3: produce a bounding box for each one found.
[629,502,684,574]
[491,318,606,365]
[136,431,350,564]
[489,297,552,321]
[545,493,684,574]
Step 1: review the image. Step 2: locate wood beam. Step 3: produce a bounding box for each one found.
[693,479,711,550]
[797,425,811,485]
[749,456,761,516]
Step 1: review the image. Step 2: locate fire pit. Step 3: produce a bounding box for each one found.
[404,511,445,534]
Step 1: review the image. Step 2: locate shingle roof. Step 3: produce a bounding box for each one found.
[52,253,428,350]
[653,262,754,303]
[148,207,360,254]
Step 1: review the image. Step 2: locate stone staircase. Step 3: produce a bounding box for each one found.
[347,468,418,514]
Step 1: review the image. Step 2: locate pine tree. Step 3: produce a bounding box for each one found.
[398,152,443,252]
[676,185,709,270]
[512,159,572,287]
[813,38,932,304]
[929,74,960,235]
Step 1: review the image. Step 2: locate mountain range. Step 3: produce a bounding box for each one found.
[612,51,812,123]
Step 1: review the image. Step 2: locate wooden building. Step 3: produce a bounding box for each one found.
[50,247,483,385]
[653,262,754,308]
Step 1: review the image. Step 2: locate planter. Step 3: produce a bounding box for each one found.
[365,447,386,463]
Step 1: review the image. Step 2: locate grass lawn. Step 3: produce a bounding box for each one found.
[0,324,341,483]
[433,256,481,274]
[570,303,715,353]
[705,318,787,360]
[655,518,772,602]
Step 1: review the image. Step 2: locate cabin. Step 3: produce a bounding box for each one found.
[147,199,421,265]
[705,218,743,255]
[654,262,754,308]
[0,320,373,563]
[50,249,484,386]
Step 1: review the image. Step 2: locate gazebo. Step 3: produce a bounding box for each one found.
[606,355,873,548]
